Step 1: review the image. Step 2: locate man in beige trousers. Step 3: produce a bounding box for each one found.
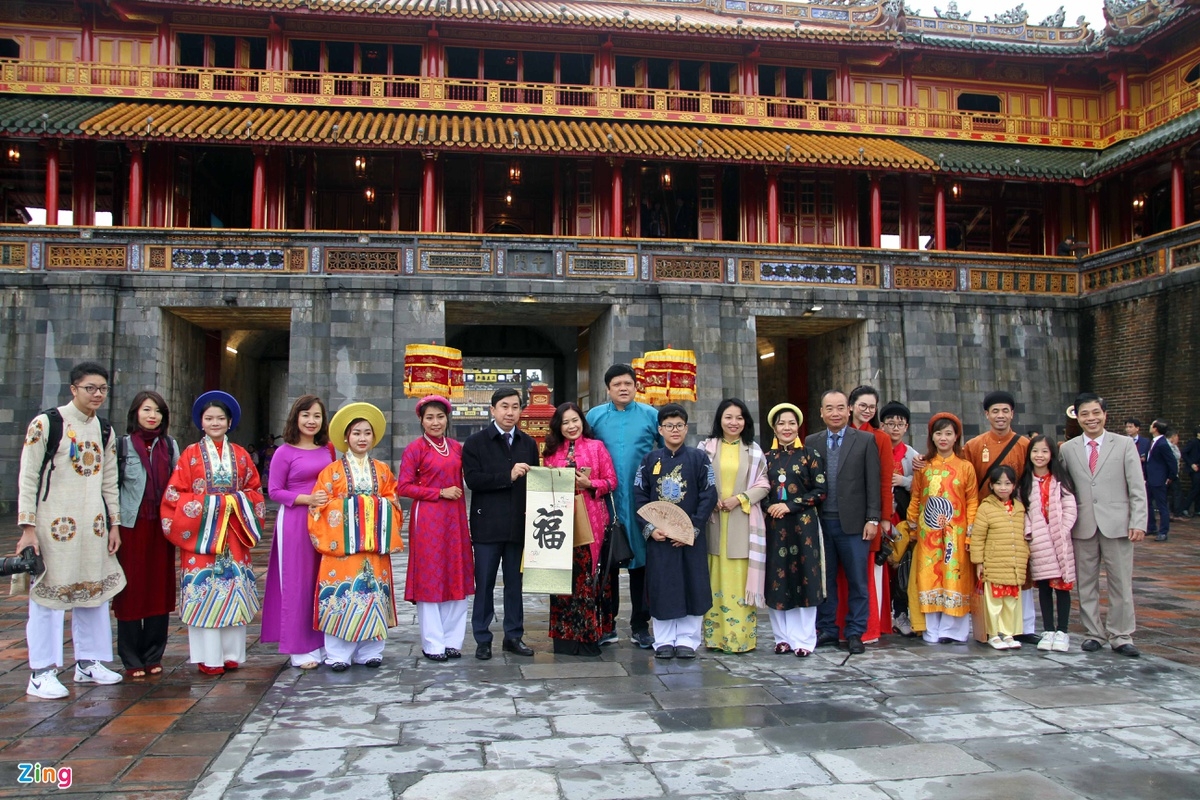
[1060,392,1147,657]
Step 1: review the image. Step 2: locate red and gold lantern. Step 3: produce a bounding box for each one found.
[641,348,697,405]
[632,357,648,405]
[403,344,465,399]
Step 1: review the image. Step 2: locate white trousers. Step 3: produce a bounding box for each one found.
[324,634,385,665]
[188,626,247,668]
[651,615,703,649]
[1022,588,1036,635]
[289,648,325,668]
[921,611,971,644]
[416,600,468,655]
[767,607,817,652]
[27,599,113,671]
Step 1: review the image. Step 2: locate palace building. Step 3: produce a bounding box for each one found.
[0,0,1198,495]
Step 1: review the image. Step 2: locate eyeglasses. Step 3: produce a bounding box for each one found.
[882,419,907,428]
[660,423,687,431]
[74,384,109,396]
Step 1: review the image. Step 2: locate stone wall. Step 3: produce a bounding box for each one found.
[0,272,1093,504]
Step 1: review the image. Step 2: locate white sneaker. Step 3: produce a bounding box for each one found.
[1052,631,1071,653]
[74,660,123,685]
[894,613,914,636]
[27,669,69,699]
[1037,632,1055,651]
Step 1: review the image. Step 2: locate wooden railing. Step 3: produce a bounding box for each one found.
[5,59,1199,147]
[1,220,1197,299]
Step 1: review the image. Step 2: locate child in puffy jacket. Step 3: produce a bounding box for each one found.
[1019,434,1078,653]
[970,465,1029,650]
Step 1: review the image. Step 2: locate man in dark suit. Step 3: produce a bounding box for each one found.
[461,387,541,660]
[1125,418,1150,473]
[1146,419,1178,542]
[805,389,882,655]
[1182,425,1200,518]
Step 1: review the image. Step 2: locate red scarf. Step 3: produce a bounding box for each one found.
[1036,473,1052,522]
[132,427,172,520]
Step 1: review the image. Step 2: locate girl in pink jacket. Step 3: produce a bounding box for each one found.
[1019,434,1078,653]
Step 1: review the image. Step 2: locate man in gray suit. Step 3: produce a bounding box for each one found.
[1061,392,1147,657]
[806,389,881,655]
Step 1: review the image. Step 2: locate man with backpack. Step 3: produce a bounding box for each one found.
[16,362,126,698]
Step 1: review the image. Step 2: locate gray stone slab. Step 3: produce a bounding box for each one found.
[253,724,399,752]
[401,716,554,745]
[761,720,915,752]
[552,711,662,737]
[1175,724,1200,746]
[270,704,380,728]
[960,732,1148,769]
[235,748,349,783]
[486,735,635,768]
[1164,699,1200,722]
[652,686,781,710]
[520,662,628,680]
[650,753,830,794]
[514,693,659,715]
[743,788,889,800]
[650,705,787,732]
[657,670,769,690]
[872,675,996,697]
[375,697,517,724]
[1004,684,1148,709]
[1030,702,1193,732]
[891,711,1059,742]
[772,701,888,725]
[223,773,394,800]
[546,676,669,696]
[1106,725,1200,758]
[878,770,1087,800]
[882,691,1028,717]
[1045,759,1200,800]
[629,728,772,762]
[766,682,888,705]
[813,742,991,782]
[402,769,560,800]
[557,763,665,800]
[347,742,485,774]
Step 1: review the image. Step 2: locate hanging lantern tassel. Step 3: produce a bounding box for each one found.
[403,344,465,400]
[641,348,697,406]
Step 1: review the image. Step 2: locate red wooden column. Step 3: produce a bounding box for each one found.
[1042,185,1059,255]
[900,175,919,250]
[933,180,946,250]
[610,159,624,238]
[598,38,613,87]
[552,160,562,236]
[420,152,437,233]
[765,168,779,244]
[303,151,316,230]
[473,156,484,233]
[265,149,282,230]
[127,145,144,227]
[869,174,882,248]
[44,143,60,226]
[1087,189,1102,253]
[72,141,95,226]
[251,146,267,230]
[392,154,405,232]
[423,26,444,77]
[1171,157,1186,229]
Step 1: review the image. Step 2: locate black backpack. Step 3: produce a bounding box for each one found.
[35,407,114,503]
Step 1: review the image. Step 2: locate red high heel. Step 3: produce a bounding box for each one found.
[198,664,225,676]
[223,661,240,670]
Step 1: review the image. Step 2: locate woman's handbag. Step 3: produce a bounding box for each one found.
[573,494,594,547]
[603,494,634,570]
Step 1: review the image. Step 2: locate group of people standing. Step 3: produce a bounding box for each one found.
[15,360,1154,699]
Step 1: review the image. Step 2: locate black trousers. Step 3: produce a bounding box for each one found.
[116,614,170,670]
[606,565,650,636]
[472,541,524,644]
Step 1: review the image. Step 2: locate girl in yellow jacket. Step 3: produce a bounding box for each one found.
[970,465,1029,650]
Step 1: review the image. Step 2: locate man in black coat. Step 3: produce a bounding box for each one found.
[462,387,541,660]
[804,389,882,655]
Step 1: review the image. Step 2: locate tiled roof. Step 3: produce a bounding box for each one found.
[901,140,1092,180]
[0,97,117,136]
[1088,107,1200,175]
[78,102,935,169]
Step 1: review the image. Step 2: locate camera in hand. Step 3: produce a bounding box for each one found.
[875,527,900,566]
[0,547,45,577]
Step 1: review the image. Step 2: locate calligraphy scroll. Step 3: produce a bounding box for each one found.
[522,467,576,595]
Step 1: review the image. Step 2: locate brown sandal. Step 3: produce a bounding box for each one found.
[774,643,794,655]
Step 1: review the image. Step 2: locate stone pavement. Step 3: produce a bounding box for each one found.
[1,514,1200,799]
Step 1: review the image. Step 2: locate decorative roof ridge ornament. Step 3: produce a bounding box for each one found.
[933,1,971,20]
[983,3,1028,24]
[1103,0,1186,39]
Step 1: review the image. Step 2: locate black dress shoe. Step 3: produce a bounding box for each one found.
[846,635,865,655]
[445,648,462,659]
[475,643,492,660]
[1113,643,1141,658]
[502,638,534,656]
[1013,634,1042,646]
[815,632,839,648]
[1155,535,1168,542]
[1081,639,1103,652]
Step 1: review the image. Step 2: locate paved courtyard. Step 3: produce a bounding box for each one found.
[2,514,1200,799]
